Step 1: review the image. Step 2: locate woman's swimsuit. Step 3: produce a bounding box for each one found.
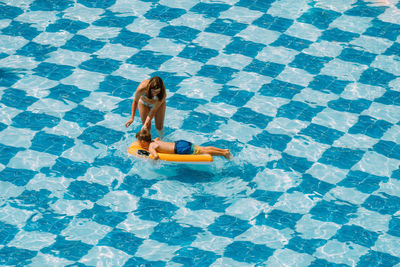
[174,140,200,155]
[139,97,155,109]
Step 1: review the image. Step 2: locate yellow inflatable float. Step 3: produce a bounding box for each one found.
[128,141,213,163]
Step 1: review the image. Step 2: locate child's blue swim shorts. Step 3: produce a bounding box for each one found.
[174,140,199,155]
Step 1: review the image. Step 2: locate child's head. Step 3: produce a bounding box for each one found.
[136,128,152,146]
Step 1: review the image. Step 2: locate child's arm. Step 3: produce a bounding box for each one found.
[148,142,159,160]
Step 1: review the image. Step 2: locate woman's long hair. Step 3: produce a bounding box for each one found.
[146,76,166,100]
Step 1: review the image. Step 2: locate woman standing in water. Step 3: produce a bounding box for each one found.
[125,76,166,138]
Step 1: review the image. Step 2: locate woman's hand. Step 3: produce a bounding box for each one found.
[125,118,134,128]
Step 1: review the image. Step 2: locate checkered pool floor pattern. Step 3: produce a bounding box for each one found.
[0,0,400,266]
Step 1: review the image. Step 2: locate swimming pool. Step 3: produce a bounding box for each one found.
[1,0,400,265]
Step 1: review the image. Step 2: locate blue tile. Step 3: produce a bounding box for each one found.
[208,215,252,238]
[0,221,19,245]
[273,153,314,173]
[0,247,37,266]
[78,204,127,227]
[41,236,93,261]
[136,198,179,222]
[309,259,349,267]
[392,168,400,180]
[159,25,201,43]
[260,79,304,98]
[345,2,387,17]
[112,99,132,116]
[112,29,151,49]
[349,115,392,138]
[0,69,20,87]
[298,8,341,29]
[46,18,89,34]
[12,111,60,131]
[16,41,57,61]
[93,11,135,27]
[172,247,218,266]
[253,14,293,32]
[47,84,91,104]
[205,18,247,36]
[124,257,166,267]
[358,250,400,267]
[93,150,134,174]
[78,0,116,8]
[224,37,266,57]
[290,174,334,195]
[373,140,400,160]
[320,28,359,42]
[42,157,90,179]
[328,98,372,114]
[182,111,227,133]
[250,190,283,205]
[339,170,388,194]
[0,122,6,132]
[119,174,157,197]
[63,105,105,127]
[334,225,379,247]
[0,168,37,186]
[190,3,230,17]
[338,47,377,65]
[178,44,218,63]
[98,228,143,255]
[286,236,327,255]
[2,21,40,40]
[33,62,74,81]
[362,193,400,215]
[232,107,273,129]
[98,75,138,98]
[62,34,105,53]
[319,147,365,169]
[24,212,72,234]
[30,0,73,11]
[1,89,38,110]
[66,181,109,202]
[79,57,121,74]
[257,209,303,230]
[250,131,291,151]
[144,4,185,22]
[197,64,239,84]
[30,131,75,156]
[150,221,203,246]
[271,34,312,51]
[388,217,400,237]
[167,93,207,111]
[308,75,351,94]
[244,59,285,77]
[310,200,358,224]
[211,86,254,107]
[12,189,53,210]
[384,42,400,56]
[299,123,344,145]
[360,67,397,87]
[0,4,23,19]
[236,0,274,12]
[78,125,124,146]
[127,50,173,69]
[224,241,273,264]
[277,101,324,121]
[0,144,24,165]
[374,90,400,106]
[289,53,332,74]
[186,195,230,213]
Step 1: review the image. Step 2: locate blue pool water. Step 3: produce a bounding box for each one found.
[1,0,400,266]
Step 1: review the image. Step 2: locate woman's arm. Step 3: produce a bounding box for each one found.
[142,96,166,129]
[125,81,147,128]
